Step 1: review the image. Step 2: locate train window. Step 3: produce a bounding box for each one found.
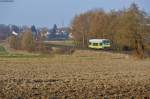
[93,43,98,46]
[99,43,102,46]
[103,40,110,45]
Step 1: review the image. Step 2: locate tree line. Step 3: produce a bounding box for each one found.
[71,3,150,58]
[5,24,72,54]
[7,29,48,53]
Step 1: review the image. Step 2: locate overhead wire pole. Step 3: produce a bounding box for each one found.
[132,0,136,4]
[62,19,64,28]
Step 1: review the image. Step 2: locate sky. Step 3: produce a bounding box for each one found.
[0,0,150,28]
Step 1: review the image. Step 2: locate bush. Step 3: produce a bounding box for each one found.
[8,36,19,49]
[21,30,35,52]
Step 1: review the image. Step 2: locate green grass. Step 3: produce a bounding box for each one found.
[0,44,50,58]
[45,40,75,47]
[0,53,43,58]
[0,45,8,54]
[0,51,52,58]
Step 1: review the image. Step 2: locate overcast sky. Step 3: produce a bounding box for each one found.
[0,0,150,28]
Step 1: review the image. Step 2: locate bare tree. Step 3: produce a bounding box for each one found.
[21,30,35,52]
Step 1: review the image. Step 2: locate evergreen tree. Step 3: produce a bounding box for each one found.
[52,24,57,34]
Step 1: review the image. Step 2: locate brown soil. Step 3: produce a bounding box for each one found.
[0,50,150,99]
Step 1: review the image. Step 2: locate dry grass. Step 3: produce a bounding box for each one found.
[0,50,150,98]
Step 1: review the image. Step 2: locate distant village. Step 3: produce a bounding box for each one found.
[0,24,73,41]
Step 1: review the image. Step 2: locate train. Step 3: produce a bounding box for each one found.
[88,39,111,49]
